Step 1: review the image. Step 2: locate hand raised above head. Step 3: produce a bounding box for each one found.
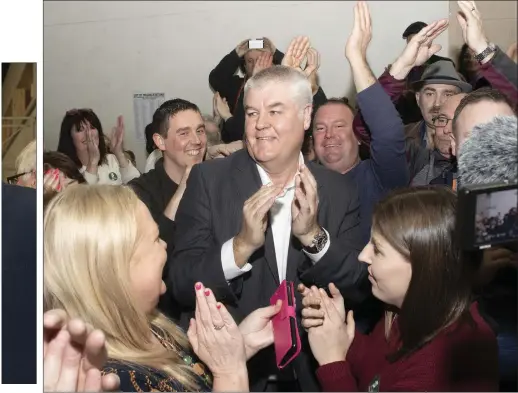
[345,1,372,61]
[282,36,311,72]
[456,1,489,55]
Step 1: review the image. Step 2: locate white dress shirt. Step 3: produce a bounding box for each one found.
[221,153,330,282]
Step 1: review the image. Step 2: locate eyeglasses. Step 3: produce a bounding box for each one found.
[6,171,34,185]
[432,115,452,128]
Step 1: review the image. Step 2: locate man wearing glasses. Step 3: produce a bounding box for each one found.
[406,60,472,187]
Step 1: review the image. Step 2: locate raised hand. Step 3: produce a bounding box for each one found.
[306,287,355,366]
[110,116,125,156]
[263,37,277,54]
[236,39,250,57]
[456,1,489,55]
[214,92,232,121]
[281,36,311,72]
[85,122,100,169]
[345,1,372,61]
[43,168,63,193]
[291,164,320,246]
[44,309,120,392]
[253,51,273,75]
[305,47,321,94]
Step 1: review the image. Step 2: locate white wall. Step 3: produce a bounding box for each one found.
[44,1,449,170]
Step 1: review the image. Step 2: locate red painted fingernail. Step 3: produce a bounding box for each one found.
[204,289,210,296]
[195,283,201,290]
[217,303,221,309]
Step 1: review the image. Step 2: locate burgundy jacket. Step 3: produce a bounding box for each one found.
[353,46,518,146]
[315,303,498,392]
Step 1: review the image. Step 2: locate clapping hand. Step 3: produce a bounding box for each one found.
[44,309,120,392]
[301,285,355,366]
[187,283,246,377]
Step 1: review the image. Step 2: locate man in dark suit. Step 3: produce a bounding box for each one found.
[170,60,367,391]
[2,184,37,383]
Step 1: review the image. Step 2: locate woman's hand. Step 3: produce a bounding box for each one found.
[43,168,63,193]
[43,309,120,392]
[187,283,247,377]
[303,286,355,366]
[239,300,282,360]
[84,122,100,173]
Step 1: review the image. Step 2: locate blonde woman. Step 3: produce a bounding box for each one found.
[44,185,281,392]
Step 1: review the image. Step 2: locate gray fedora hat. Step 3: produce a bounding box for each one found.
[411,60,473,93]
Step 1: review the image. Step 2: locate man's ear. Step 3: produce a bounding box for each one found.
[303,104,313,131]
[153,133,166,152]
[415,92,421,108]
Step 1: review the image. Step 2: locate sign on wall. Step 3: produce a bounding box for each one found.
[133,92,165,141]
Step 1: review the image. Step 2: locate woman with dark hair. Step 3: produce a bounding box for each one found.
[57,109,140,185]
[457,43,491,90]
[300,187,498,391]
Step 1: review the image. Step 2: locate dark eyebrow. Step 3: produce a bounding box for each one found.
[175,123,204,133]
[423,87,436,93]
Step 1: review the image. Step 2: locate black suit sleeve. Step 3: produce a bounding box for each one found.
[169,166,236,308]
[299,178,368,306]
[2,185,37,383]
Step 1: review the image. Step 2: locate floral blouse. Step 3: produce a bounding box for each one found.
[102,332,212,392]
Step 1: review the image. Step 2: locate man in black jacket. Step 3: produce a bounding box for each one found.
[2,184,37,384]
[172,63,367,391]
[209,37,327,143]
[129,99,207,320]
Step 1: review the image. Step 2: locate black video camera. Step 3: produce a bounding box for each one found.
[457,182,518,251]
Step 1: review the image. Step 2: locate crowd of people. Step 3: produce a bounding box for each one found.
[476,206,518,244]
[3,0,517,391]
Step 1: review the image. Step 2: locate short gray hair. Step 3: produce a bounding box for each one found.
[244,65,313,109]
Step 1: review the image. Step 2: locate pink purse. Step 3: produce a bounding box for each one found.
[269,280,301,369]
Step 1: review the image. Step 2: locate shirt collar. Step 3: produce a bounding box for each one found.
[256,152,304,191]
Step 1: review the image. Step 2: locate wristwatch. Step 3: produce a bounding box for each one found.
[303,227,328,254]
[474,42,496,63]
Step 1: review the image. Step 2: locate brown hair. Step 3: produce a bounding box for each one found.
[372,186,474,361]
[452,88,515,136]
[43,151,87,184]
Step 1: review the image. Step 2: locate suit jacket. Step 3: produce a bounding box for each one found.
[2,184,37,384]
[170,149,367,391]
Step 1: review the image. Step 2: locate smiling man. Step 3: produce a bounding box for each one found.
[170,65,366,391]
[129,98,207,319]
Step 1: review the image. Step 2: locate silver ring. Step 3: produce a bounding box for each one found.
[213,324,224,330]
